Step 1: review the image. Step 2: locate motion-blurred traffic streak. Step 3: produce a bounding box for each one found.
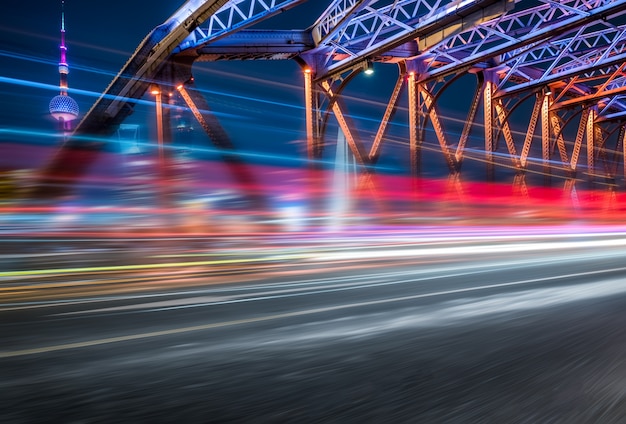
[3,227,626,422]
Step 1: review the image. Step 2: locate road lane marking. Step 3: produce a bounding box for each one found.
[0,254,307,278]
[312,237,626,262]
[2,264,626,358]
[140,265,626,313]
[0,267,250,293]
[2,247,624,312]
[5,233,626,279]
[61,295,236,314]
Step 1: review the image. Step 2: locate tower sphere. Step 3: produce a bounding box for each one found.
[49,94,79,122]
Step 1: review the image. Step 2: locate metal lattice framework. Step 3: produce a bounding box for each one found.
[33,0,626,203]
[175,0,308,52]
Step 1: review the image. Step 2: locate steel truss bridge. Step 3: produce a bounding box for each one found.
[35,0,626,205]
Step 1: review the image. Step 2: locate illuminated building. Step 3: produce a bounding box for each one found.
[49,0,79,134]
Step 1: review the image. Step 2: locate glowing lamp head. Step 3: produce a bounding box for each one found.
[149,84,161,95]
[363,61,374,75]
[49,94,79,122]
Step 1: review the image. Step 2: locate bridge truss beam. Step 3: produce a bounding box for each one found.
[307,0,513,81]
[30,0,626,204]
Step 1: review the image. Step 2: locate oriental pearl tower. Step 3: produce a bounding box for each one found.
[49,0,79,135]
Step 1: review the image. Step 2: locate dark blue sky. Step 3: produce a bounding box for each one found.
[2,1,171,128]
[1,2,325,144]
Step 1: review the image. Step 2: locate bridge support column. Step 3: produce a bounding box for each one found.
[587,107,597,186]
[302,67,325,221]
[408,70,420,181]
[483,72,497,182]
[149,84,171,216]
[304,68,323,164]
[541,91,552,185]
[622,125,626,187]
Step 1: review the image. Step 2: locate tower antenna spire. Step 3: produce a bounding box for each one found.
[49,0,79,134]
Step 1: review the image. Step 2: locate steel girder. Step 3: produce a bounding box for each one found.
[35,0,626,201]
[484,74,496,179]
[295,0,626,196]
[420,85,458,173]
[417,0,626,122]
[394,62,625,191]
[72,0,626,144]
[418,0,626,122]
[303,70,322,162]
[35,0,310,198]
[496,18,626,119]
[311,0,372,45]
[456,72,484,166]
[176,81,266,208]
[74,0,308,139]
[320,81,370,167]
[370,68,406,163]
[192,30,313,61]
[383,0,626,192]
[73,0,231,139]
[175,0,309,53]
[305,0,512,81]
[408,70,420,178]
[551,64,626,120]
[419,0,626,81]
[303,62,406,194]
[33,0,233,199]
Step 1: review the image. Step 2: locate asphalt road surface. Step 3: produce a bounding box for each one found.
[3,227,626,423]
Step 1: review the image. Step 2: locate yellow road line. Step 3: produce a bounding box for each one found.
[0,255,306,278]
[0,270,223,292]
[0,263,285,293]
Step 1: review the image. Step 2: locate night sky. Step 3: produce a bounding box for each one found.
[2,1,173,130]
[1,2,330,153]
[0,0,484,177]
